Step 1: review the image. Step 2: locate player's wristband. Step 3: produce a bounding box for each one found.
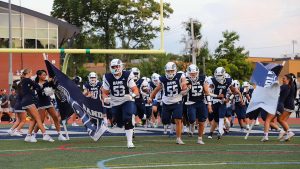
[210,93,218,98]
[229,94,234,100]
[131,93,137,98]
[206,95,212,102]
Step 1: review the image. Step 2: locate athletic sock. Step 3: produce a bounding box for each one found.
[218,118,224,134]
[125,129,133,143]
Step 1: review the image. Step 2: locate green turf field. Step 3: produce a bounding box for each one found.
[0,136,299,169]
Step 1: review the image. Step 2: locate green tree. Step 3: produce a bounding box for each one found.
[51,0,173,72]
[212,30,252,81]
[137,54,171,77]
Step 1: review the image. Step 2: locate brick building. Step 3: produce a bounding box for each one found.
[0,1,79,90]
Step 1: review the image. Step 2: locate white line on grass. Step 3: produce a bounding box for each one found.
[0,145,144,153]
[97,149,300,169]
[229,144,300,146]
[107,162,300,169]
[109,163,226,168]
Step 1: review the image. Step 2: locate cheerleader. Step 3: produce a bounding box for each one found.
[7,80,26,136]
[262,73,297,141]
[33,70,67,141]
[20,69,54,143]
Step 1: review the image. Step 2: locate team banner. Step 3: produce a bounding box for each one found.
[247,62,284,115]
[250,62,283,87]
[45,60,107,141]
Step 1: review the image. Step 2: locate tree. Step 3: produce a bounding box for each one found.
[115,0,173,49]
[51,0,173,72]
[137,54,170,77]
[215,30,249,62]
[212,30,252,81]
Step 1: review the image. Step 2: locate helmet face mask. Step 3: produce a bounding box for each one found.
[131,67,140,82]
[110,59,123,75]
[214,67,226,84]
[233,80,240,89]
[242,81,250,88]
[151,73,160,86]
[187,64,199,82]
[165,62,177,80]
[88,72,98,86]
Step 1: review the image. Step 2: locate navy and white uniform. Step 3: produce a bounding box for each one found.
[277,84,296,114]
[159,73,184,124]
[83,81,103,125]
[225,90,234,118]
[207,77,233,122]
[134,79,147,119]
[143,81,152,119]
[37,81,55,110]
[186,75,208,123]
[20,78,41,109]
[102,71,136,127]
[233,87,246,119]
[150,81,163,117]
[83,81,102,100]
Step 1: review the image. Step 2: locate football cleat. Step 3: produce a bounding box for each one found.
[127,142,135,149]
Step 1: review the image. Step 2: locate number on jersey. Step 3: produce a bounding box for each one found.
[113,85,126,97]
[191,85,203,96]
[166,85,178,97]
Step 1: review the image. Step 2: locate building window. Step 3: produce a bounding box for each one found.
[37,39,48,49]
[0,28,8,38]
[0,12,58,49]
[24,39,36,48]
[0,38,9,48]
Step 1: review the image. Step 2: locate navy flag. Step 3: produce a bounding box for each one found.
[250,62,283,87]
[247,62,284,116]
[45,60,107,141]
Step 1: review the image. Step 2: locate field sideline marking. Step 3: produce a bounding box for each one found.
[0,145,144,153]
[97,149,300,169]
[107,162,300,168]
[229,144,300,146]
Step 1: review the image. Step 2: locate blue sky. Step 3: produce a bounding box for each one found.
[8,0,300,58]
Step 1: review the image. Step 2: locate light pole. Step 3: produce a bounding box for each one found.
[292,40,297,54]
[190,18,196,65]
[8,0,13,92]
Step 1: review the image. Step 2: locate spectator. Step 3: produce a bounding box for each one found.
[0,89,13,123]
[9,89,17,121]
[296,91,300,118]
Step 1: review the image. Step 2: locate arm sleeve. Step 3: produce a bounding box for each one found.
[128,72,137,88]
[102,75,110,91]
[83,83,87,90]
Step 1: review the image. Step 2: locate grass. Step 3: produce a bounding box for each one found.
[0,135,300,169]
